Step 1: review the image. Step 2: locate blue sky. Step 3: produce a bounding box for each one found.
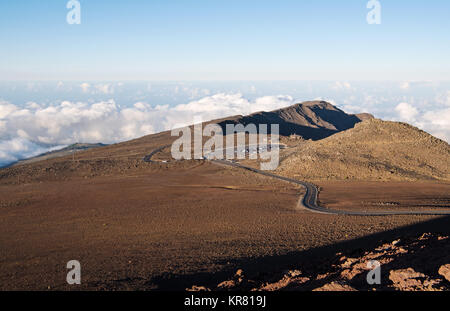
[0,1,449,166]
[1,0,449,80]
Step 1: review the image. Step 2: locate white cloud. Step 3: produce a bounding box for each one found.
[133,102,149,110]
[395,102,450,142]
[80,83,116,94]
[175,93,249,116]
[2,90,449,167]
[26,102,41,109]
[0,101,18,118]
[1,100,135,145]
[400,82,410,89]
[419,108,450,142]
[0,137,65,167]
[341,105,364,114]
[0,94,297,166]
[95,83,114,94]
[173,85,211,98]
[80,83,90,93]
[395,102,419,122]
[253,95,294,112]
[173,93,294,123]
[332,81,353,91]
[435,91,450,107]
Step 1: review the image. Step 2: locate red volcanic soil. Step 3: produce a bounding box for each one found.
[1,162,303,290]
[1,160,448,290]
[1,102,448,291]
[188,231,450,291]
[317,181,450,213]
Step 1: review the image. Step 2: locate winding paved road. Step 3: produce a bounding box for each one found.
[143,145,171,163]
[144,147,450,216]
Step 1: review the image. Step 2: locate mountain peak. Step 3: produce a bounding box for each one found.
[218,100,373,140]
[278,118,450,181]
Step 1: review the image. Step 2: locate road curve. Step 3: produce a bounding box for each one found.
[143,145,171,163]
[144,147,450,216]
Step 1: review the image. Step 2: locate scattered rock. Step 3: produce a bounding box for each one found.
[389,268,439,291]
[438,264,450,282]
[286,270,302,278]
[418,233,432,241]
[390,268,424,281]
[313,282,357,291]
[340,257,357,268]
[187,233,450,292]
[235,269,244,278]
[216,269,254,290]
[217,280,237,290]
[391,239,401,246]
[340,268,363,281]
[315,273,330,280]
[258,270,309,291]
[186,285,210,292]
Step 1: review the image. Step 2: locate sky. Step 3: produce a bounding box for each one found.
[0,0,449,81]
[0,1,449,166]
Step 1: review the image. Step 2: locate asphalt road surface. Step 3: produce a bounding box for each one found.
[144,147,450,216]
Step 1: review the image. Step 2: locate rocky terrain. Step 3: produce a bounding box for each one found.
[2,100,375,184]
[217,101,373,140]
[277,118,450,181]
[1,100,448,291]
[11,143,107,167]
[6,101,448,184]
[187,232,450,291]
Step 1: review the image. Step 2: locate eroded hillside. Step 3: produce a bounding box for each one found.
[277,119,450,181]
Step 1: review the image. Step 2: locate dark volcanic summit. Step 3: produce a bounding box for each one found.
[217,101,374,140]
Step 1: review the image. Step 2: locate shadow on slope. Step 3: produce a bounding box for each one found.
[147,216,450,291]
[216,101,370,140]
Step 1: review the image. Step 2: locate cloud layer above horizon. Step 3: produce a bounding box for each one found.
[0,81,449,167]
[0,93,296,166]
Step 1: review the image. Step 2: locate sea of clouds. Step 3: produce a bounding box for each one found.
[0,81,449,167]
